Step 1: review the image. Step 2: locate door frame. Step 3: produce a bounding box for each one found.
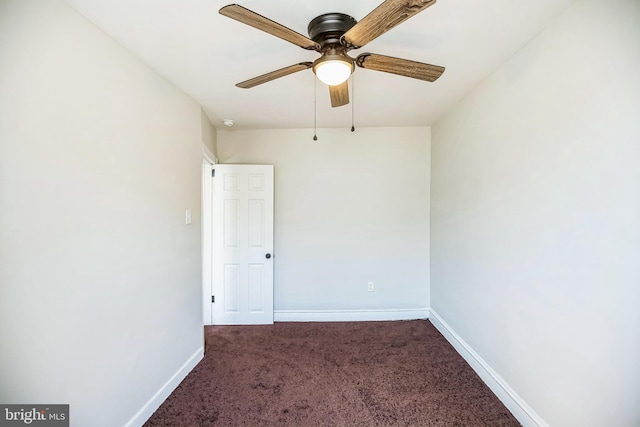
[201,148,217,326]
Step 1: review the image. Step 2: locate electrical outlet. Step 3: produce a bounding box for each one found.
[367,281,374,292]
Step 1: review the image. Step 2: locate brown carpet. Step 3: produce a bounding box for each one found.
[144,320,520,427]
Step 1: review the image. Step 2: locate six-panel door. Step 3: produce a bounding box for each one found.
[212,164,274,325]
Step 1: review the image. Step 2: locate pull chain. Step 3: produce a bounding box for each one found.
[351,73,355,132]
[313,76,318,141]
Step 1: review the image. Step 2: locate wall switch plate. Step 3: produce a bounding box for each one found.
[185,209,192,225]
[368,282,374,292]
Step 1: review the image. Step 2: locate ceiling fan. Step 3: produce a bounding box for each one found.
[219,0,445,108]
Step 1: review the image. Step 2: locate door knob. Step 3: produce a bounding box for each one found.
[265,253,271,259]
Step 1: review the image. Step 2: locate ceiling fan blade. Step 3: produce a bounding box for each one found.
[220,4,320,51]
[236,62,313,89]
[342,0,436,49]
[356,53,444,82]
[328,81,350,108]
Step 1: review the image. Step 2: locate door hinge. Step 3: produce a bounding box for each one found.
[211,295,215,303]
[212,169,215,177]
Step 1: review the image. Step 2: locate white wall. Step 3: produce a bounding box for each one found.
[430,0,640,426]
[218,127,430,319]
[201,108,218,157]
[0,1,205,426]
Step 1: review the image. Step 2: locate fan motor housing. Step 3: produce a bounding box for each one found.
[308,13,357,48]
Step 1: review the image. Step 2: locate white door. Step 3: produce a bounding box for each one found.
[212,164,274,325]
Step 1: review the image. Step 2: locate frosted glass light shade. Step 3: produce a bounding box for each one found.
[315,60,352,86]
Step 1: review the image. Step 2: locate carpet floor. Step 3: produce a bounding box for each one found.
[144,320,520,426]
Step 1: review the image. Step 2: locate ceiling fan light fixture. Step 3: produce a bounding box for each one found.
[314,60,352,85]
[312,51,353,86]
[220,2,445,108]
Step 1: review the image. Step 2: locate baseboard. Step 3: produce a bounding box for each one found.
[125,346,204,427]
[274,308,429,322]
[429,309,548,427]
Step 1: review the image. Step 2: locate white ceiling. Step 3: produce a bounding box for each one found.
[64,0,574,130]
